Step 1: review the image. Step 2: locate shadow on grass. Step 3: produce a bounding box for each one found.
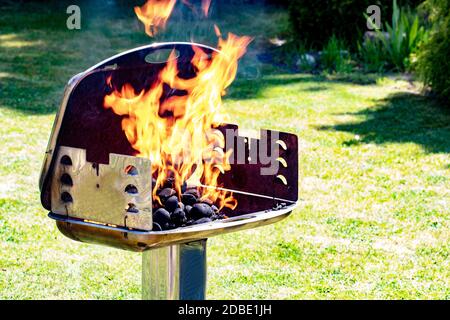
[319,92,450,154]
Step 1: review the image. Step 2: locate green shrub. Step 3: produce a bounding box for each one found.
[366,0,429,71]
[296,50,316,73]
[417,0,450,99]
[263,40,313,72]
[321,36,353,73]
[358,35,388,72]
[289,0,424,49]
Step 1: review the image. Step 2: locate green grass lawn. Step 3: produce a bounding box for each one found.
[0,2,449,299]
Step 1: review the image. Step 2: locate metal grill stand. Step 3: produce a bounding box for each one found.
[142,239,207,300]
[40,43,299,301]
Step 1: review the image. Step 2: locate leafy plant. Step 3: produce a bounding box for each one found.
[358,35,387,73]
[417,0,450,100]
[293,42,316,72]
[321,36,353,73]
[366,0,429,71]
[288,0,424,49]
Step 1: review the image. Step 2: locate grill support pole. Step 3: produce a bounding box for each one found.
[142,239,207,300]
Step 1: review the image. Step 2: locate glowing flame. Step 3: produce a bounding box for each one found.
[106,0,251,211]
[134,0,177,37]
[202,0,211,17]
[135,0,212,37]
[181,0,211,17]
[201,0,211,16]
[104,33,251,210]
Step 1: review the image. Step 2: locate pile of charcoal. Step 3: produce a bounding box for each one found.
[151,178,227,231]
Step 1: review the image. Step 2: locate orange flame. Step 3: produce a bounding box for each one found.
[108,0,251,210]
[201,0,211,16]
[134,0,177,37]
[104,34,251,210]
[181,0,211,17]
[213,24,221,37]
[135,0,212,37]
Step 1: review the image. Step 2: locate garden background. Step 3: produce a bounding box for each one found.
[0,0,448,299]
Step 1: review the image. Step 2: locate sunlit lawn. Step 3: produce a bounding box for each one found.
[0,2,449,299]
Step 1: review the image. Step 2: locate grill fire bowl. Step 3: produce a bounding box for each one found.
[39,42,298,252]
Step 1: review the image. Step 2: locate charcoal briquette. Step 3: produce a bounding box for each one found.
[167,223,177,230]
[181,193,197,206]
[192,217,212,225]
[158,188,176,203]
[152,222,162,231]
[184,187,200,198]
[153,208,171,226]
[184,205,192,216]
[163,177,175,188]
[165,195,179,212]
[190,203,214,219]
[171,208,187,225]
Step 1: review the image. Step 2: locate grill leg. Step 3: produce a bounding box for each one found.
[142,239,207,300]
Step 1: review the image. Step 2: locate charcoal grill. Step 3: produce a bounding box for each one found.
[39,42,298,299]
